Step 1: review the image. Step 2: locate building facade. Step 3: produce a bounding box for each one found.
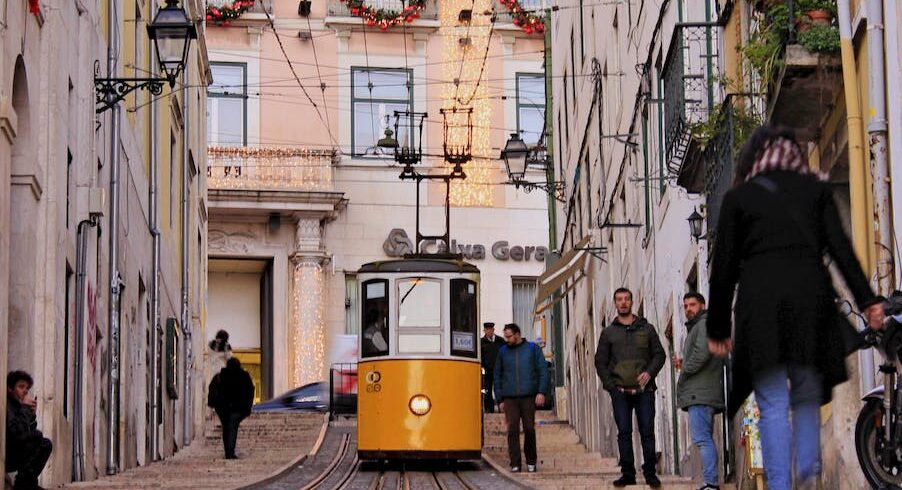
[0,0,209,485]
[549,0,901,488]
[203,0,550,399]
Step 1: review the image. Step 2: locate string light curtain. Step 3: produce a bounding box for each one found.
[291,257,327,387]
[207,146,337,190]
[440,0,494,206]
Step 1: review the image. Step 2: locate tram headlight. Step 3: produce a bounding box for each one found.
[408,394,432,416]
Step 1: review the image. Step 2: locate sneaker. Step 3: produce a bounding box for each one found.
[526,464,537,473]
[612,475,636,487]
[510,466,521,473]
[697,486,720,490]
[645,474,662,488]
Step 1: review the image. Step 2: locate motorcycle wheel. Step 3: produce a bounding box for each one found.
[856,400,902,489]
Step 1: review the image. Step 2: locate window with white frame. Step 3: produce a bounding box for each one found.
[351,67,413,157]
[512,278,538,335]
[207,62,247,146]
[517,73,545,147]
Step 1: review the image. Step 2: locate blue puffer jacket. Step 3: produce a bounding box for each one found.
[493,340,549,401]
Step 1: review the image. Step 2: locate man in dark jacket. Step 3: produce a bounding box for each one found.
[595,288,666,488]
[676,292,723,490]
[6,371,52,490]
[208,358,255,459]
[493,323,548,474]
[480,322,503,413]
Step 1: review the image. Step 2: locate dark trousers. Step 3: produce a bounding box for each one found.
[218,411,243,458]
[482,373,495,413]
[503,396,537,467]
[610,389,657,478]
[6,436,52,489]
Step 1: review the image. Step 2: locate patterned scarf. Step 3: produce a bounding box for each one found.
[745,137,827,182]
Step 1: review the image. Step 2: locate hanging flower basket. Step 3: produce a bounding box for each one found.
[499,0,545,35]
[340,0,427,30]
[206,0,255,26]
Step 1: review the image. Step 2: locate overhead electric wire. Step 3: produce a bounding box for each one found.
[306,13,333,137]
[258,0,338,146]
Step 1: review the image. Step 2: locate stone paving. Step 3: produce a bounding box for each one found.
[483,411,737,490]
[57,412,325,489]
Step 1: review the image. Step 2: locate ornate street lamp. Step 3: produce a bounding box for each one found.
[95,0,197,114]
[687,208,704,241]
[501,132,565,202]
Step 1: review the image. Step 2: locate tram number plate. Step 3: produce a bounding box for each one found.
[452,332,475,352]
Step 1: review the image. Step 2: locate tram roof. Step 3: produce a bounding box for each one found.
[358,258,479,274]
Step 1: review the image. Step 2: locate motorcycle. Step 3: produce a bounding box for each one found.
[855,292,902,489]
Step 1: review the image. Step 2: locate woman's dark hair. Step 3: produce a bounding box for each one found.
[734,124,804,187]
[226,357,241,370]
[215,329,229,341]
[7,370,33,389]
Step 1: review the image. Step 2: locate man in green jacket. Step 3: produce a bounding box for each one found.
[676,292,724,490]
[595,288,666,488]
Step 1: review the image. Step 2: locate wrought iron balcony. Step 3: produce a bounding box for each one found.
[662,22,719,177]
[207,147,337,191]
[326,0,438,20]
[493,0,547,25]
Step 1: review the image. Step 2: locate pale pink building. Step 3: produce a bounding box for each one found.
[203,0,551,398]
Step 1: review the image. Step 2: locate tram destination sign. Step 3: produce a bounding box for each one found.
[383,228,548,262]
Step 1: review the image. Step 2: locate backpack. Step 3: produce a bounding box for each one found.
[207,374,221,409]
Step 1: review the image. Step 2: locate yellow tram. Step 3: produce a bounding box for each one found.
[356,258,482,461]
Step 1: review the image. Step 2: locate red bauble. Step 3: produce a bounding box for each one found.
[536,24,545,33]
[206,14,213,21]
[513,18,519,25]
[367,19,376,26]
[406,15,414,23]
[524,26,533,34]
[212,8,220,16]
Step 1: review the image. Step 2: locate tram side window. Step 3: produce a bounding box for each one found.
[450,279,478,358]
[362,279,390,358]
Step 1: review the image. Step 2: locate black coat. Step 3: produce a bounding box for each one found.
[209,365,255,418]
[6,395,42,451]
[480,334,503,374]
[708,170,879,418]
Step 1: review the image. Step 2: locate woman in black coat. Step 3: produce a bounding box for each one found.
[706,126,884,489]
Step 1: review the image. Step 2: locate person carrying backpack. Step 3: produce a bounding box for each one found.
[493,323,548,474]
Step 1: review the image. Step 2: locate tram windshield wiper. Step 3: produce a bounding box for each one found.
[400,279,420,305]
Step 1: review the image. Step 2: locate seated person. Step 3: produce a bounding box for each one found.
[6,370,52,490]
[362,309,388,357]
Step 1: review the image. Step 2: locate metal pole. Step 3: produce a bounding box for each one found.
[181,54,193,446]
[149,0,162,461]
[885,0,902,288]
[105,0,122,475]
[73,218,98,481]
[866,0,895,297]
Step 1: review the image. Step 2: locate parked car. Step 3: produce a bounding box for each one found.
[252,381,357,413]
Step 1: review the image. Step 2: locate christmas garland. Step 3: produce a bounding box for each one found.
[206,0,255,26]
[500,0,545,34]
[340,0,426,30]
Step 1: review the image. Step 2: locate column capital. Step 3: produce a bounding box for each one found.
[294,217,322,253]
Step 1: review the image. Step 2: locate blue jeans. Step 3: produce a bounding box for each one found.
[688,405,718,486]
[752,365,822,490]
[610,389,657,478]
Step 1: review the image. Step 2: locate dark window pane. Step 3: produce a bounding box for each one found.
[361,279,389,358]
[450,279,478,358]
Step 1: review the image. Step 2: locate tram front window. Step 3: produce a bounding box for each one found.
[362,279,389,358]
[398,278,442,354]
[450,279,478,358]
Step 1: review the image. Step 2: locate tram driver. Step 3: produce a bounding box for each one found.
[363,307,389,357]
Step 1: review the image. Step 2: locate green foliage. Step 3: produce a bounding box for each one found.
[691,101,763,156]
[798,24,840,53]
[796,0,838,16]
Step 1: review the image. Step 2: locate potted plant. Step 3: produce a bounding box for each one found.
[797,0,836,25]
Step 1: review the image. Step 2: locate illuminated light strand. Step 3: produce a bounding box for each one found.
[207,146,335,190]
[440,0,495,207]
[291,258,327,388]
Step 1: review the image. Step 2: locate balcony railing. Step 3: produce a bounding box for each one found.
[207,147,337,191]
[663,22,719,176]
[326,0,438,20]
[493,0,547,24]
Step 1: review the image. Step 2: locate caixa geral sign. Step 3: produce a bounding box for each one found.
[383,228,548,262]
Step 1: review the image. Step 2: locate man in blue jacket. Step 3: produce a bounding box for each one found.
[494,323,548,473]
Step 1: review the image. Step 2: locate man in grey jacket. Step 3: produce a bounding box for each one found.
[676,292,724,490]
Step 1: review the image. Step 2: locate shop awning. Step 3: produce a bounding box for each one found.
[534,236,591,314]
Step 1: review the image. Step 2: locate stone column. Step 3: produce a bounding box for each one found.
[289,218,328,388]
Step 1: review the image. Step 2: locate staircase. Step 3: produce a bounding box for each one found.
[60,412,324,489]
[484,412,731,490]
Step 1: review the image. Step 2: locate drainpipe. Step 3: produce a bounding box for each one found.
[885,0,902,287]
[866,0,894,297]
[837,0,872,269]
[73,217,99,481]
[181,60,193,445]
[838,0,877,394]
[105,0,123,476]
[149,0,162,462]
